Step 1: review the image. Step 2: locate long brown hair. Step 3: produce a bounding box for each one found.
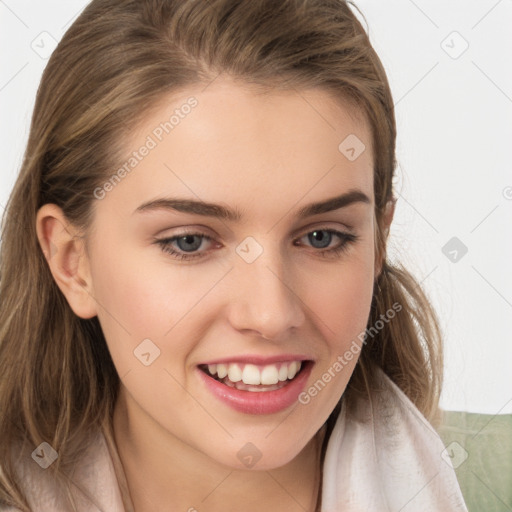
[0,1,442,510]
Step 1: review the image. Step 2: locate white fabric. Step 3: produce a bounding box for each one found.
[2,367,467,511]
[321,367,468,511]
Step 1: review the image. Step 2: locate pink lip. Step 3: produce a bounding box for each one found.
[196,360,314,415]
[199,354,312,366]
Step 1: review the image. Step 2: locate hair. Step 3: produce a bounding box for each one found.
[0,0,443,510]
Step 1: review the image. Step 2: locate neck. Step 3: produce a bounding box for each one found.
[112,387,326,512]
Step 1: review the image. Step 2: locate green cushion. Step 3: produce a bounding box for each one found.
[437,411,512,512]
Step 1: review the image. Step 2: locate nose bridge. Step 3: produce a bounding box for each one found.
[228,237,305,339]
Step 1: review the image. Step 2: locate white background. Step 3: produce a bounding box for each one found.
[1,0,511,414]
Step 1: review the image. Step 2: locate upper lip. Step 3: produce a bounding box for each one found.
[198,354,314,366]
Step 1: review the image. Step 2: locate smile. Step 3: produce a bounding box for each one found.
[200,361,303,390]
[197,359,314,414]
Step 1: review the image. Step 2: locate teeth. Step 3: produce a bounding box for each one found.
[288,361,301,379]
[227,364,242,382]
[261,365,279,385]
[205,360,304,385]
[242,364,261,385]
[217,363,228,379]
[278,365,289,381]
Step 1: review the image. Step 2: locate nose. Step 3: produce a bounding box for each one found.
[227,244,306,341]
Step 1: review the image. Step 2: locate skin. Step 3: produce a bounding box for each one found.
[36,76,394,511]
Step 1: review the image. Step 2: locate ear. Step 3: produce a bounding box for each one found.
[36,203,98,319]
[374,198,396,279]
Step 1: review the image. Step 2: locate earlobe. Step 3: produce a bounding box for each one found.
[36,204,98,319]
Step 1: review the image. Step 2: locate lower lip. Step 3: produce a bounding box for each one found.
[196,362,313,415]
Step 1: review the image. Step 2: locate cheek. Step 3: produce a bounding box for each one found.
[328,263,373,332]
[305,243,375,348]
[89,243,227,371]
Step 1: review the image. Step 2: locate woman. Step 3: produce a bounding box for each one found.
[0,0,467,511]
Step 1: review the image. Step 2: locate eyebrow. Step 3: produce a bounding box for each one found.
[134,189,371,222]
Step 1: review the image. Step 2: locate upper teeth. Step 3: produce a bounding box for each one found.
[206,361,302,385]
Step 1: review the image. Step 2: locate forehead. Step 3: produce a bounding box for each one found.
[97,77,374,222]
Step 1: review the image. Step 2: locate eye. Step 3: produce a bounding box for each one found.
[155,232,215,261]
[294,228,358,259]
[154,227,359,262]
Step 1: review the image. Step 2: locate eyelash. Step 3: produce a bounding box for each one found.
[154,227,359,262]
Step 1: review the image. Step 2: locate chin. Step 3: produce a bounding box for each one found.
[204,432,315,472]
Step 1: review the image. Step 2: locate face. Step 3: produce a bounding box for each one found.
[68,77,376,469]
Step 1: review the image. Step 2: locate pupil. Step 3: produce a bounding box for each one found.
[309,230,331,249]
[177,235,201,252]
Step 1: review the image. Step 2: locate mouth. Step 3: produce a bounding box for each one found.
[198,360,307,392]
[196,359,314,414]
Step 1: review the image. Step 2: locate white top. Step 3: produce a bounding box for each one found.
[2,367,468,511]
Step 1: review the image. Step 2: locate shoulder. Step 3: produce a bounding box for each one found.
[321,366,468,512]
[4,429,126,512]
